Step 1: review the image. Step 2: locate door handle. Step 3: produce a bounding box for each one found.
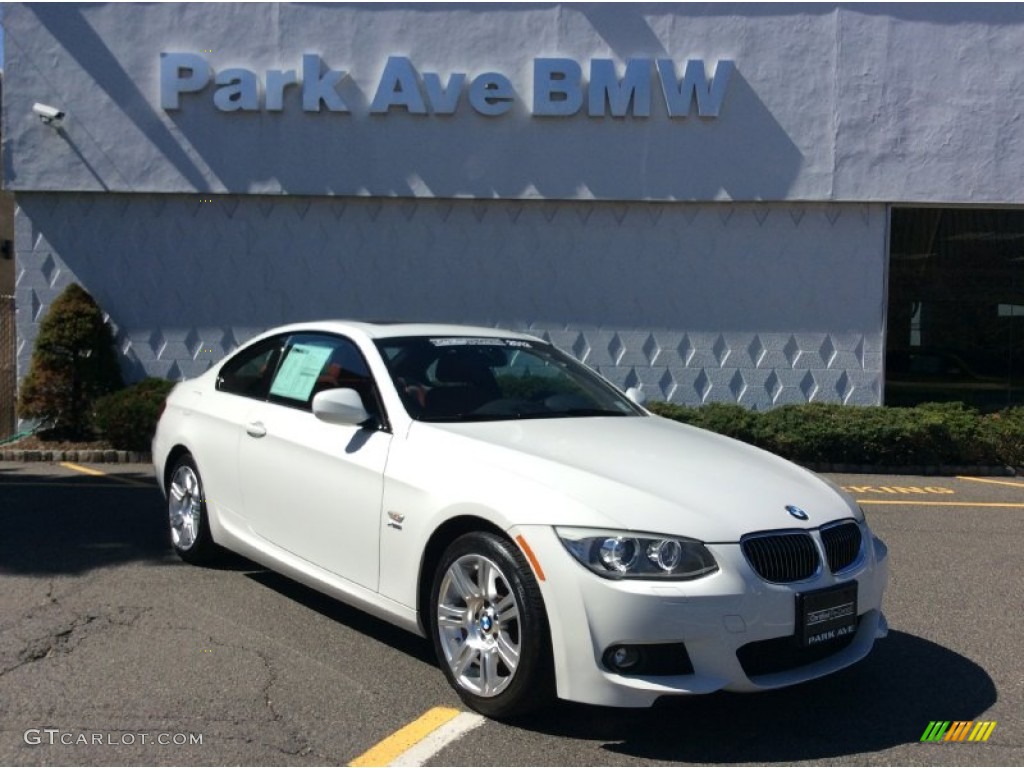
[245,421,267,438]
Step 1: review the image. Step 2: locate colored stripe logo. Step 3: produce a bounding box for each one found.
[920,721,996,742]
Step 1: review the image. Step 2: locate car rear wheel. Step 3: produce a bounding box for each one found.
[431,531,554,718]
[167,454,218,564]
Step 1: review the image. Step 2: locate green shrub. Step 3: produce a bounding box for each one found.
[93,378,176,451]
[984,408,1024,466]
[646,401,702,425]
[647,399,1024,467]
[909,402,997,465]
[18,283,124,438]
[759,404,927,465]
[693,402,761,444]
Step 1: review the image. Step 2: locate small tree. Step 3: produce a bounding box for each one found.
[18,283,124,438]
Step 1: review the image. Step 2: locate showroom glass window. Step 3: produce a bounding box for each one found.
[888,208,1024,409]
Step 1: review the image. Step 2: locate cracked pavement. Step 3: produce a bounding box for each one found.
[0,463,456,766]
[0,463,1021,766]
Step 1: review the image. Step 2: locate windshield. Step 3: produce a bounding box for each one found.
[375,336,645,422]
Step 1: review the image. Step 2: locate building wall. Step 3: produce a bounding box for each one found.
[14,3,989,409]
[15,194,886,408]
[4,4,1024,204]
[1,70,17,437]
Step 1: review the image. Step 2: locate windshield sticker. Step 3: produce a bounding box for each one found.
[429,337,531,347]
[269,343,334,401]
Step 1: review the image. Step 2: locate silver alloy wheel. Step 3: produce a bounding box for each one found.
[436,553,522,698]
[168,464,202,551]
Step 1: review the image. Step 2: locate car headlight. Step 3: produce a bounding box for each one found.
[556,527,718,580]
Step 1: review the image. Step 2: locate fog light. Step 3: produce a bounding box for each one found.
[603,642,695,676]
[603,644,641,672]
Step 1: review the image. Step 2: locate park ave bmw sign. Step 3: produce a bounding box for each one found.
[160,53,734,119]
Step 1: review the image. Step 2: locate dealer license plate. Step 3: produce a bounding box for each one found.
[796,582,858,647]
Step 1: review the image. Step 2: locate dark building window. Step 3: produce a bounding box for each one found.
[887,208,1024,410]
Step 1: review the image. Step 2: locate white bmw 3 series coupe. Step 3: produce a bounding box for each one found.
[153,321,889,718]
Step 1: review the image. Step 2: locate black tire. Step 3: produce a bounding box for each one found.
[165,454,219,565]
[430,531,554,718]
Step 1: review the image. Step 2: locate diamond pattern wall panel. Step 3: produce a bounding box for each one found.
[14,196,886,416]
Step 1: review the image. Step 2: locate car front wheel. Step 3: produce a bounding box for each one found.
[431,531,554,718]
[167,454,218,564]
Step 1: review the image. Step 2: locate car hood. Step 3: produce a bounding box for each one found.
[417,415,857,542]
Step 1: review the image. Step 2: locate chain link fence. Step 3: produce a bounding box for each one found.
[0,294,16,440]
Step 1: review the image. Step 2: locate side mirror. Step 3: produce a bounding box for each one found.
[625,386,647,406]
[312,388,371,426]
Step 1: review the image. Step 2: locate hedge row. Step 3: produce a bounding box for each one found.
[93,378,177,452]
[646,401,1024,467]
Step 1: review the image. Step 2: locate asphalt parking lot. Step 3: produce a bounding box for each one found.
[0,462,1020,766]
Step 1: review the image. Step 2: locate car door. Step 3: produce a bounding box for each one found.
[237,332,391,591]
[199,335,288,522]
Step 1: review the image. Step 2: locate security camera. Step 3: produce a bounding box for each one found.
[32,103,66,127]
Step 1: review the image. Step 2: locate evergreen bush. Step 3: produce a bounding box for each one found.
[93,377,176,451]
[18,283,124,438]
[984,408,1024,466]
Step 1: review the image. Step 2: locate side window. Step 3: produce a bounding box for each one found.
[216,337,285,399]
[267,333,383,417]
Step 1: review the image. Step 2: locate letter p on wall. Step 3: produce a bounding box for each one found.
[161,53,212,109]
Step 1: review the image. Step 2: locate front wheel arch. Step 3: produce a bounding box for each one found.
[417,515,506,635]
[165,452,220,565]
[163,444,193,495]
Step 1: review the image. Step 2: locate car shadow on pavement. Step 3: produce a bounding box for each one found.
[510,630,996,762]
[244,569,437,665]
[0,469,178,574]
[0,467,268,576]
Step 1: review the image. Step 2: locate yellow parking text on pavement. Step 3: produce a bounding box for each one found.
[841,485,955,495]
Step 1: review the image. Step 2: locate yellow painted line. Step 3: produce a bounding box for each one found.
[0,482,152,489]
[349,707,461,767]
[957,475,1024,489]
[60,461,106,477]
[858,499,1024,508]
[387,711,485,766]
[59,462,154,487]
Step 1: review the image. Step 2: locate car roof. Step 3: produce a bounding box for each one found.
[250,320,543,344]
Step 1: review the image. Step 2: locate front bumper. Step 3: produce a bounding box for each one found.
[512,522,889,708]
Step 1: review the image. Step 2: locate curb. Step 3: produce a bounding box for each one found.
[0,449,152,464]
